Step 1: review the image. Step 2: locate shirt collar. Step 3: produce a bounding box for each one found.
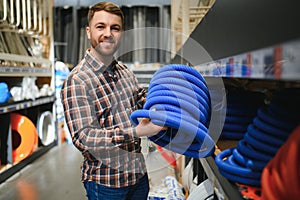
[85,47,118,73]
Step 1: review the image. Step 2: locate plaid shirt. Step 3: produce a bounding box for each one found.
[61,48,147,188]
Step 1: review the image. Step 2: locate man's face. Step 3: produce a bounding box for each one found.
[86,10,123,57]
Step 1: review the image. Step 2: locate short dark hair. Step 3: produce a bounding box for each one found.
[88,2,124,28]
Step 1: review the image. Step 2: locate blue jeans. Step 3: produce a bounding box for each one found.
[83,174,150,200]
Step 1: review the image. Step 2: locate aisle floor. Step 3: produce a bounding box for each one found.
[0,143,86,200]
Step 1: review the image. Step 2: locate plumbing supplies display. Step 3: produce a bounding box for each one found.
[37,111,55,146]
[220,89,264,140]
[11,113,38,164]
[0,82,11,104]
[215,88,300,186]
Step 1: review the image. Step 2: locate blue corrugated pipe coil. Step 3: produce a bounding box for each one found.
[130,64,215,158]
[215,89,300,186]
[220,90,265,140]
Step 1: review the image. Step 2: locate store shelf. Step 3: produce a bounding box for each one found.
[0,53,52,77]
[0,66,52,77]
[170,0,300,199]
[195,38,300,81]
[0,53,52,65]
[132,67,158,89]
[199,157,243,200]
[0,96,55,114]
[0,0,56,185]
[0,141,56,184]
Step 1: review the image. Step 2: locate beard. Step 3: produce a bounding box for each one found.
[92,37,121,57]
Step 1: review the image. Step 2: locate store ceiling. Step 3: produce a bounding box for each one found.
[53,0,171,7]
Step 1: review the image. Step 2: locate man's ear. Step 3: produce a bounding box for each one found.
[86,26,91,39]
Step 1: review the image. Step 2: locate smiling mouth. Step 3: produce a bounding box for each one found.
[101,39,114,43]
[102,40,113,43]
[101,40,115,47]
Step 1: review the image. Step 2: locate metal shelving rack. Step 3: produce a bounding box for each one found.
[0,0,56,184]
[171,0,300,199]
[195,38,300,200]
[199,157,243,199]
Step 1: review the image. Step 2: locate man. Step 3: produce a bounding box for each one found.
[61,2,165,199]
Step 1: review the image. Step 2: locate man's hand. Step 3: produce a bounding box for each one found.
[135,118,167,137]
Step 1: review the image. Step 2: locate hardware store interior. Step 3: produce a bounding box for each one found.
[1,0,300,199]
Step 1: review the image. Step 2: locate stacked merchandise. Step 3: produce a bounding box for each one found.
[220,89,265,140]
[148,176,185,200]
[0,83,11,104]
[11,113,38,164]
[37,111,55,146]
[215,88,300,189]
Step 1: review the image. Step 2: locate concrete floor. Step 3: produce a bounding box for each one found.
[0,140,178,200]
[0,143,86,200]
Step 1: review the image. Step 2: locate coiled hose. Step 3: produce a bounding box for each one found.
[215,88,300,186]
[221,89,264,140]
[130,64,214,158]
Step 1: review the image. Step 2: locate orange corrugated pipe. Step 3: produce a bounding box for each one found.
[261,125,300,200]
